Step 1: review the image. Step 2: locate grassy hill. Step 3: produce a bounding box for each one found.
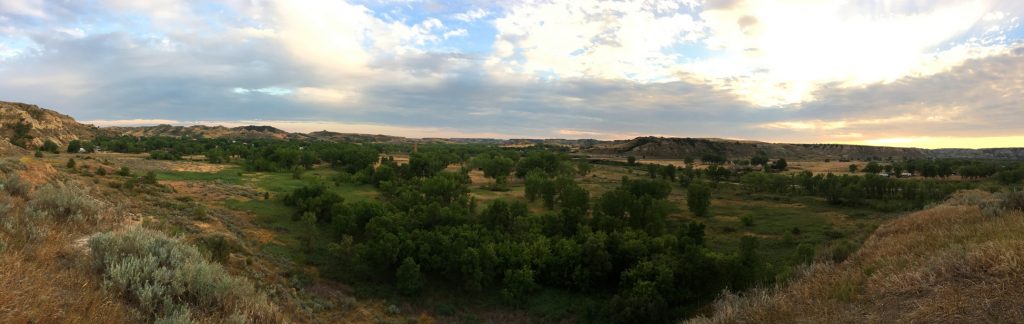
[688,189,1024,323]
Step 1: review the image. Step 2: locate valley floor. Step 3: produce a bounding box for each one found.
[2,151,1020,323]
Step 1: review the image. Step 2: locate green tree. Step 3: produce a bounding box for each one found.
[524,170,546,202]
[750,155,769,168]
[396,257,424,296]
[771,158,788,171]
[687,182,711,217]
[658,164,676,181]
[576,160,592,176]
[864,161,883,174]
[66,140,82,153]
[475,154,515,188]
[848,164,858,173]
[627,156,636,166]
[66,158,76,169]
[501,266,538,304]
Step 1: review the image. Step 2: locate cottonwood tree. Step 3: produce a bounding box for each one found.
[687,182,711,217]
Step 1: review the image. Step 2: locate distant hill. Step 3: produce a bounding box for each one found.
[1,100,1022,160]
[104,124,308,140]
[582,136,935,160]
[582,136,1024,161]
[306,130,406,143]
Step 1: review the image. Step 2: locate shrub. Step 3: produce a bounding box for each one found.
[96,167,107,176]
[117,166,131,176]
[89,227,281,322]
[190,203,209,220]
[29,181,102,222]
[195,234,234,263]
[42,140,60,153]
[795,243,815,263]
[1003,189,1024,212]
[1,173,30,197]
[740,214,754,227]
[823,240,856,263]
[142,171,158,185]
[66,158,76,169]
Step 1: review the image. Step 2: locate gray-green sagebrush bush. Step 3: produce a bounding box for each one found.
[89,227,282,323]
[29,181,102,222]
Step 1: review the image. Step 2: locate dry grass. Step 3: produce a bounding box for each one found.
[688,189,1024,323]
[0,185,136,323]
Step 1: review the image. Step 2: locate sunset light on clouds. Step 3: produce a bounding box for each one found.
[2,0,1023,148]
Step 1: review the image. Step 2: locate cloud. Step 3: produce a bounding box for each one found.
[488,0,703,81]
[452,8,489,22]
[0,0,47,18]
[686,0,1015,106]
[0,0,1021,149]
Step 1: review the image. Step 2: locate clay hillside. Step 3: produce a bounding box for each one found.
[0,101,104,149]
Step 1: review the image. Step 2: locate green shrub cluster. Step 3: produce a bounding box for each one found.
[89,227,281,323]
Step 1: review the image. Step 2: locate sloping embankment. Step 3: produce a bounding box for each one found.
[688,190,1024,323]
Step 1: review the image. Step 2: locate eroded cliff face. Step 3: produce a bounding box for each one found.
[0,101,100,149]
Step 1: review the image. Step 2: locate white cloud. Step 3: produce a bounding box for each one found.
[294,87,359,104]
[0,44,20,60]
[55,27,86,38]
[686,0,1012,106]
[233,87,293,96]
[489,0,703,81]
[453,8,489,22]
[0,0,46,18]
[444,28,468,39]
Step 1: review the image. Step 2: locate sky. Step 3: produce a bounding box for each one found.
[1,0,1023,148]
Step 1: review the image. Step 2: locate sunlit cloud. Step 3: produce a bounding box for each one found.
[0,0,1022,149]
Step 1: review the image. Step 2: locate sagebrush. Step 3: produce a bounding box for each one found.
[88,227,282,323]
